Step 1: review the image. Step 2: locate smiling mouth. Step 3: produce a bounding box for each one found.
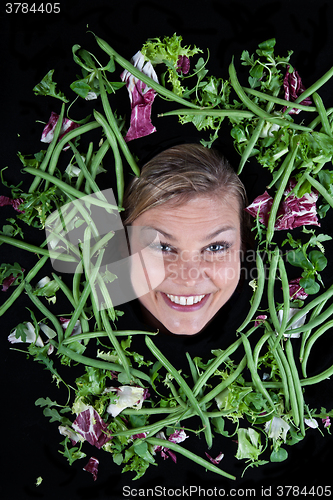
[166,294,206,306]
[160,292,211,312]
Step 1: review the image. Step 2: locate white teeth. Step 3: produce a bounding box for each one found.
[166,294,206,305]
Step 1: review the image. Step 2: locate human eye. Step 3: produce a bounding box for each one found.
[149,241,174,253]
[204,241,231,254]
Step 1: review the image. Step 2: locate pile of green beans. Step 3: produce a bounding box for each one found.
[2,33,333,479]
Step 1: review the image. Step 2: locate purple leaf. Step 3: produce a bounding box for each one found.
[41,111,79,149]
[245,179,319,231]
[283,65,312,114]
[72,407,111,449]
[120,51,159,142]
[83,456,99,481]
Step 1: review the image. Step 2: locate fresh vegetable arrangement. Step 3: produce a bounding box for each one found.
[2,33,333,482]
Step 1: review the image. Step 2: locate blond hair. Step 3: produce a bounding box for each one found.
[122,143,250,245]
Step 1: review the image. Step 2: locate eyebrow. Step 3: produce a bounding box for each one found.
[141,225,237,242]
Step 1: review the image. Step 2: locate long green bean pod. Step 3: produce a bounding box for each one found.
[46,121,101,182]
[199,355,247,406]
[24,283,64,343]
[294,65,333,104]
[101,308,132,382]
[0,255,48,316]
[301,320,333,378]
[0,235,78,263]
[29,102,66,193]
[243,87,317,112]
[97,71,139,179]
[267,248,281,332]
[299,298,328,362]
[305,172,333,209]
[273,254,291,347]
[237,250,265,332]
[64,250,105,339]
[312,92,332,137]
[93,110,125,205]
[285,338,305,434]
[267,336,290,411]
[54,342,151,383]
[229,61,312,132]
[145,336,213,449]
[193,325,257,396]
[241,333,275,411]
[146,437,236,480]
[94,35,202,110]
[23,167,119,211]
[266,139,299,245]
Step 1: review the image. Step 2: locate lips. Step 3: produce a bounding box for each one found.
[160,292,210,312]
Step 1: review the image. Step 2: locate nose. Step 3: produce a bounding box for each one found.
[166,251,209,286]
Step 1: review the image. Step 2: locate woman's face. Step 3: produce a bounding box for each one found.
[128,194,242,335]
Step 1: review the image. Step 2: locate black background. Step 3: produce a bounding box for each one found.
[1,1,333,499]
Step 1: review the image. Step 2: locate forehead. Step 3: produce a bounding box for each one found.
[132,194,241,235]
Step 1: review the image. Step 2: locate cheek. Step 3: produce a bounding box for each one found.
[207,252,241,288]
[130,248,167,296]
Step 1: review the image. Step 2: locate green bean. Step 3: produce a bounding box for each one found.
[253,332,272,368]
[25,283,64,343]
[23,167,119,211]
[89,139,110,186]
[266,140,299,245]
[300,362,333,386]
[82,225,103,327]
[237,87,280,174]
[267,248,281,333]
[237,251,265,332]
[45,121,101,184]
[193,325,257,396]
[285,338,305,434]
[93,110,125,206]
[54,342,151,383]
[94,35,201,110]
[0,255,48,316]
[82,142,94,193]
[237,118,265,175]
[29,102,66,193]
[273,254,291,348]
[167,380,188,409]
[308,107,333,130]
[145,336,213,448]
[241,333,275,410]
[312,92,332,137]
[146,437,236,480]
[68,141,107,201]
[285,301,333,337]
[0,235,78,263]
[121,406,184,416]
[62,329,157,344]
[64,250,104,339]
[229,61,312,133]
[243,87,317,112]
[266,150,298,189]
[159,108,254,119]
[305,172,333,209]
[299,297,328,364]
[198,355,247,406]
[271,339,298,421]
[51,272,89,322]
[301,320,333,378]
[112,407,193,438]
[285,283,333,329]
[101,308,132,382]
[98,71,139,180]
[294,65,333,104]
[267,336,290,411]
